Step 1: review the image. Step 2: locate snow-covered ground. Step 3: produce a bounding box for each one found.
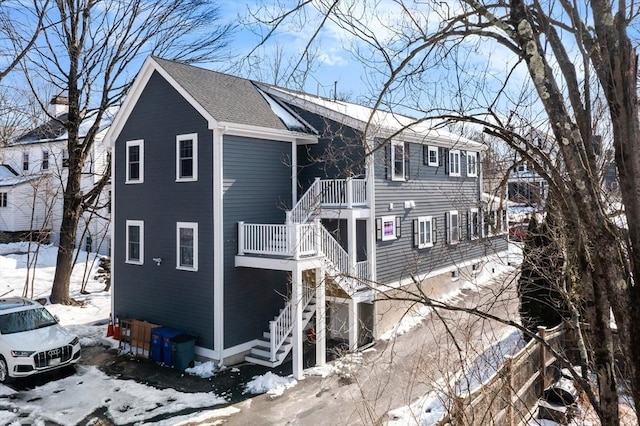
[3,241,621,426]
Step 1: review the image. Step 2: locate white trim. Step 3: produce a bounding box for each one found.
[176,222,198,271]
[448,210,460,245]
[449,149,461,177]
[416,216,434,249]
[125,220,144,265]
[381,215,397,241]
[175,133,198,182]
[106,57,218,145]
[467,151,478,177]
[390,140,405,181]
[468,208,480,240]
[427,146,438,167]
[213,127,224,363]
[218,121,318,145]
[125,140,144,184]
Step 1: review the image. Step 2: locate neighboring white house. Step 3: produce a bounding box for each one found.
[0,97,113,255]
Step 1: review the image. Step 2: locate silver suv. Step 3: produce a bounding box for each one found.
[0,297,81,383]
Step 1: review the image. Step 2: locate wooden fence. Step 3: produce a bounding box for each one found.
[438,324,565,426]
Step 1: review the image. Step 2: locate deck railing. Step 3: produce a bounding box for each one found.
[238,222,317,259]
[286,177,367,224]
[238,221,371,294]
[269,284,315,361]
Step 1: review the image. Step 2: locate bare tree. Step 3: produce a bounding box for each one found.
[245,1,640,423]
[17,0,235,304]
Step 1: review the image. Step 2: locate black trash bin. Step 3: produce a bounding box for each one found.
[170,333,196,371]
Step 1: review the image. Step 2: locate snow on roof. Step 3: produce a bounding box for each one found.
[263,85,484,150]
[0,174,41,187]
[11,106,118,145]
[0,165,18,180]
[254,86,318,134]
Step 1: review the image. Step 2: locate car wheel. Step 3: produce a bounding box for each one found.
[0,357,12,384]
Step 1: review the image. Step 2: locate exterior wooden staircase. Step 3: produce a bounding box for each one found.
[240,178,370,367]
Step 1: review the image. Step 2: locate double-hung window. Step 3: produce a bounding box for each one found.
[177,222,198,271]
[126,220,144,264]
[467,152,478,177]
[449,150,461,176]
[414,216,436,249]
[447,210,461,244]
[0,192,7,208]
[427,146,439,166]
[22,152,29,172]
[176,133,198,182]
[468,209,481,239]
[126,140,144,184]
[42,151,49,170]
[391,140,405,181]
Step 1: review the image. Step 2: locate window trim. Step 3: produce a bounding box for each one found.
[176,222,198,271]
[449,150,461,177]
[427,146,439,167]
[415,216,435,249]
[0,192,7,208]
[126,220,144,265]
[42,150,49,171]
[176,133,198,182]
[390,140,405,181]
[467,151,478,177]
[468,208,480,240]
[378,215,399,241]
[125,140,144,184]
[447,210,461,245]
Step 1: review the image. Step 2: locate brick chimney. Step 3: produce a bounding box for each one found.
[49,95,69,117]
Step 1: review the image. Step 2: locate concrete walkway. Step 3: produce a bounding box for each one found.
[223,268,521,426]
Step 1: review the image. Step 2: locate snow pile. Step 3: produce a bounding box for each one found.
[244,372,297,397]
[186,361,219,379]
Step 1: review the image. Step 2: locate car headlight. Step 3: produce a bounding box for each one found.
[11,350,35,357]
[70,337,79,346]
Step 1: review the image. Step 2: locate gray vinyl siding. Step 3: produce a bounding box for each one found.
[285,103,366,192]
[223,135,291,348]
[373,140,507,284]
[113,71,215,348]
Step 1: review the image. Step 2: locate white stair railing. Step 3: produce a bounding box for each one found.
[287,178,321,224]
[319,226,370,293]
[268,285,315,361]
[238,222,317,259]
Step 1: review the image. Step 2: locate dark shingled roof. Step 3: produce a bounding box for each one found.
[14,114,68,144]
[152,57,292,131]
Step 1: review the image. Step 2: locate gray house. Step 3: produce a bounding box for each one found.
[107,57,508,379]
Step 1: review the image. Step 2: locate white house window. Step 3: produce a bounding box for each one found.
[427,146,439,167]
[0,192,7,208]
[177,222,198,271]
[391,140,405,181]
[42,151,49,170]
[447,210,461,244]
[62,149,69,167]
[467,152,478,177]
[126,220,144,264]
[176,133,198,182]
[449,150,461,176]
[377,215,401,241]
[22,152,29,172]
[414,216,436,249]
[468,209,481,239]
[126,140,144,184]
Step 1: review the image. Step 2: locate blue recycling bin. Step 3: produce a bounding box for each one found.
[171,334,197,371]
[150,327,168,363]
[161,329,183,366]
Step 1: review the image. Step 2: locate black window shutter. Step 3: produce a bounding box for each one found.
[396,216,402,238]
[376,218,382,240]
[467,210,471,240]
[432,218,438,243]
[422,146,428,165]
[413,219,419,247]
[404,142,410,180]
[444,212,450,244]
[384,144,390,180]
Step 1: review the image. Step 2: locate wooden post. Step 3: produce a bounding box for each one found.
[538,326,547,390]
[504,355,514,426]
